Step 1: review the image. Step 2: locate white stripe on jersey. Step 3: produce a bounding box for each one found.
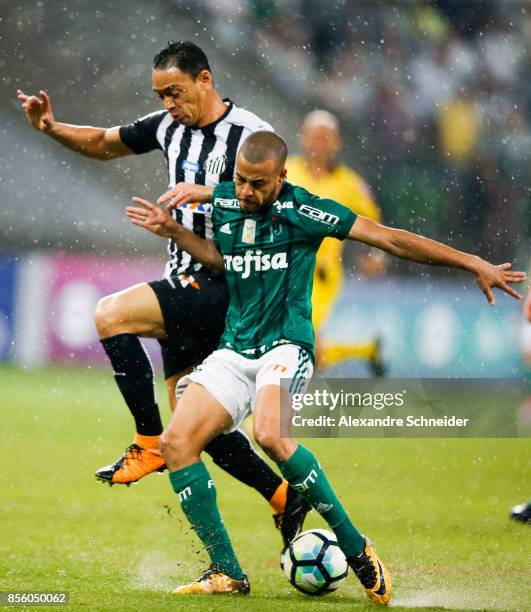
[155,101,273,277]
[167,124,185,187]
[184,131,205,184]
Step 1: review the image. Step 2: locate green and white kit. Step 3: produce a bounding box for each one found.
[212,180,356,361]
[184,180,356,428]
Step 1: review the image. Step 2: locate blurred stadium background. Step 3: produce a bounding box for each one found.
[1,0,529,377]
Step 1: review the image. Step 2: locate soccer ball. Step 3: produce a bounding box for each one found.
[280,528,349,595]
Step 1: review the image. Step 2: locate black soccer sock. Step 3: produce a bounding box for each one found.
[100,333,163,436]
[205,429,282,502]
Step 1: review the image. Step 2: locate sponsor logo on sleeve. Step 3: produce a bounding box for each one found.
[216,198,240,209]
[273,200,294,212]
[298,203,339,225]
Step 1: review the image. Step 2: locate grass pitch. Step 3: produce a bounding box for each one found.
[1,364,530,611]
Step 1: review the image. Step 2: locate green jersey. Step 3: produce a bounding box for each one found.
[211,181,356,361]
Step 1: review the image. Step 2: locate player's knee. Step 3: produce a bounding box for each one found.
[94,294,120,338]
[254,429,284,462]
[160,429,190,463]
[160,429,181,458]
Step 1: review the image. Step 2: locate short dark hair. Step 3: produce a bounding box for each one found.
[152,41,211,78]
[239,131,288,169]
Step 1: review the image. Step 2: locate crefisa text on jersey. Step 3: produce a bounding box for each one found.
[223,249,288,279]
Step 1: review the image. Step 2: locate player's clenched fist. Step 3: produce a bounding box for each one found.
[16,89,55,132]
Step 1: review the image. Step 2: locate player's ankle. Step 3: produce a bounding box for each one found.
[269,480,288,513]
[134,433,161,451]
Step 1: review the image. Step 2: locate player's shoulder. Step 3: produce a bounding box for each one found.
[291,183,320,208]
[131,109,168,126]
[119,110,170,153]
[270,183,318,222]
[285,182,355,228]
[226,102,274,132]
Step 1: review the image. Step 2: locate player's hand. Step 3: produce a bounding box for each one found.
[126,197,181,239]
[473,260,526,305]
[157,183,214,209]
[17,89,55,132]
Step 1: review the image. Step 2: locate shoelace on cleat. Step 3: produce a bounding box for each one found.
[195,564,221,583]
[115,444,143,469]
[351,553,378,588]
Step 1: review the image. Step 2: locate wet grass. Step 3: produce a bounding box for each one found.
[1,364,530,611]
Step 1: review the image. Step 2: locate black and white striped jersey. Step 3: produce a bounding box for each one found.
[119,100,273,277]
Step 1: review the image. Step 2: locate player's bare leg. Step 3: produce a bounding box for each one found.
[252,385,392,605]
[252,385,297,462]
[169,372,307,545]
[95,292,301,545]
[166,370,192,412]
[94,282,168,485]
[162,383,250,594]
[95,282,167,339]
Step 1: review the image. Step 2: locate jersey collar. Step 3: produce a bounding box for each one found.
[193,98,234,132]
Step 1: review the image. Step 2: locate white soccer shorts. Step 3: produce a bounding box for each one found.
[177,344,313,431]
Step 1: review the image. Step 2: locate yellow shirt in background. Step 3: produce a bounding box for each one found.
[286,156,381,329]
[438,97,480,163]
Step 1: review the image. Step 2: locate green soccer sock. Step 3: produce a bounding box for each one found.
[169,461,243,579]
[279,444,365,558]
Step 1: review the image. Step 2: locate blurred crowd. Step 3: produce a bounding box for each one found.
[186,0,530,261]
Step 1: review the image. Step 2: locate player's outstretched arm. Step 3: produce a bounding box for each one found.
[348,216,526,305]
[126,197,224,272]
[16,89,132,160]
[157,183,214,209]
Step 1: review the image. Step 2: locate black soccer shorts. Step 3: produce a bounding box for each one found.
[148,271,229,379]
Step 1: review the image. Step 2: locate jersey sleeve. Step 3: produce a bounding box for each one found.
[210,183,227,246]
[119,111,166,154]
[292,186,357,241]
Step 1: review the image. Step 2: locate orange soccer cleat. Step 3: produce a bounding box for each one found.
[95,442,166,485]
